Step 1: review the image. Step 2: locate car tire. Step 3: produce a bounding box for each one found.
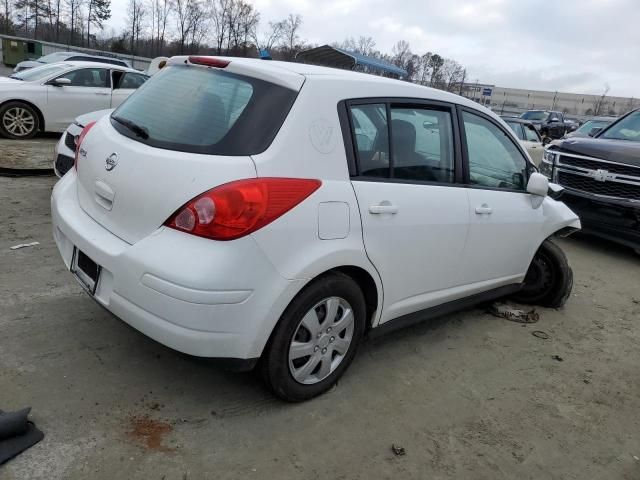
[512,239,573,308]
[260,272,366,402]
[0,101,40,139]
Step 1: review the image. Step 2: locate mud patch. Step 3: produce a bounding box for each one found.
[127,415,174,452]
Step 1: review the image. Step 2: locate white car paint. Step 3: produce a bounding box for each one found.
[0,61,146,135]
[51,57,580,369]
[53,108,113,177]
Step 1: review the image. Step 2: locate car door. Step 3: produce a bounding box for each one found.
[522,123,544,165]
[45,67,111,130]
[460,109,546,289]
[347,100,470,324]
[111,71,148,108]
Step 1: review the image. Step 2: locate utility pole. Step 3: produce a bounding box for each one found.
[551,91,558,110]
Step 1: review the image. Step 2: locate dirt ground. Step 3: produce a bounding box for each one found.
[1,174,640,480]
[0,134,59,170]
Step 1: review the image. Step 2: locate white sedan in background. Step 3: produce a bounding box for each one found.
[0,61,148,139]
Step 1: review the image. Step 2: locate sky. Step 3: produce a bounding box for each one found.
[105,0,639,97]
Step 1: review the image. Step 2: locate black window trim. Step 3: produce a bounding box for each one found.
[456,105,534,194]
[338,97,464,187]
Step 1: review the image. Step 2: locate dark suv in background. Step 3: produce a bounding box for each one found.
[541,109,640,252]
[520,110,569,142]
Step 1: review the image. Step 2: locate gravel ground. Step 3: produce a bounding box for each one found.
[1,174,640,480]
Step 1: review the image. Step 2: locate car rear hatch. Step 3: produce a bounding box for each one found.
[75,57,304,244]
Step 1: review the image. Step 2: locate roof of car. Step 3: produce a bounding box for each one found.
[60,61,142,73]
[172,56,486,111]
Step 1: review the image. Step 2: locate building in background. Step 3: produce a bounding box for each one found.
[460,82,637,119]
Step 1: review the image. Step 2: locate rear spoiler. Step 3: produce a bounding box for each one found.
[167,56,305,91]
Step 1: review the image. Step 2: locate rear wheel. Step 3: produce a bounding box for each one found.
[512,239,573,308]
[0,101,39,139]
[261,273,366,402]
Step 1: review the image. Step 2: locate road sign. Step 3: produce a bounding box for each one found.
[482,88,492,96]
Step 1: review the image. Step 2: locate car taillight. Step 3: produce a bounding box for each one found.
[165,178,321,241]
[74,121,96,171]
[188,56,230,68]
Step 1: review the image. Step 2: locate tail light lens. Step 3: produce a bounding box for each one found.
[165,178,321,241]
[74,121,96,171]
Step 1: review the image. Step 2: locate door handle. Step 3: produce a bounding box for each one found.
[95,92,110,96]
[475,204,493,215]
[369,204,398,215]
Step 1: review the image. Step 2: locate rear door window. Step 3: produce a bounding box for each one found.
[523,124,540,142]
[110,65,298,155]
[390,107,454,183]
[505,121,525,140]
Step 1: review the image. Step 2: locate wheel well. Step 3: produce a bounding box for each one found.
[0,99,45,131]
[330,266,379,329]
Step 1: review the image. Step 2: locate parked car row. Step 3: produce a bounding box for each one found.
[542,109,640,253]
[13,51,132,73]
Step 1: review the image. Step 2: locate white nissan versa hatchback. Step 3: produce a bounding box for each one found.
[51,56,580,401]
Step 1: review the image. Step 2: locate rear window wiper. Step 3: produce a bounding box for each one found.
[112,115,149,139]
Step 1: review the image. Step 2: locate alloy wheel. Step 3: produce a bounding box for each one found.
[3,107,36,137]
[288,296,355,385]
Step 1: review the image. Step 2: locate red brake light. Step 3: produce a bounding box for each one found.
[165,178,321,241]
[74,121,96,171]
[187,56,230,68]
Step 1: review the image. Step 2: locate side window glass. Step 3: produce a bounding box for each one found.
[349,104,389,177]
[506,121,525,140]
[118,72,147,89]
[462,111,527,190]
[390,107,454,183]
[60,68,109,88]
[524,124,540,142]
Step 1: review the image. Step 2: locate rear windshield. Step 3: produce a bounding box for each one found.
[110,65,298,155]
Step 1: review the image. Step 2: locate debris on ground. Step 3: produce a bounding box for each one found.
[531,330,550,340]
[552,355,564,362]
[489,302,540,323]
[391,444,406,456]
[9,241,39,250]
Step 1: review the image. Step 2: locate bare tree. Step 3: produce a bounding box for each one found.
[210,0,231,54]
[126,0,146,54]
[65,0,84,44]
[251,17,284,53]
[279,13,302,59]
[594,83,611,116]
[86,0,110,46]
[151,0,169,54]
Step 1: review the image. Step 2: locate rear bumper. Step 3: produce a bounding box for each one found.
[561,189,640,250]
[51,172,305,359]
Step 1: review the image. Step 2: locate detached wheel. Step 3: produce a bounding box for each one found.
[512,239,573,308]
[261,273,366,402]
[0,101,39,139]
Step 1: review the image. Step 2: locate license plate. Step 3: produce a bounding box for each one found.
[71,248,101,295]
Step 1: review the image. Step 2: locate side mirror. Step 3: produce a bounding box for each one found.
[588,127,602,137]
[52,77,71,86]
[527,172,548,208]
